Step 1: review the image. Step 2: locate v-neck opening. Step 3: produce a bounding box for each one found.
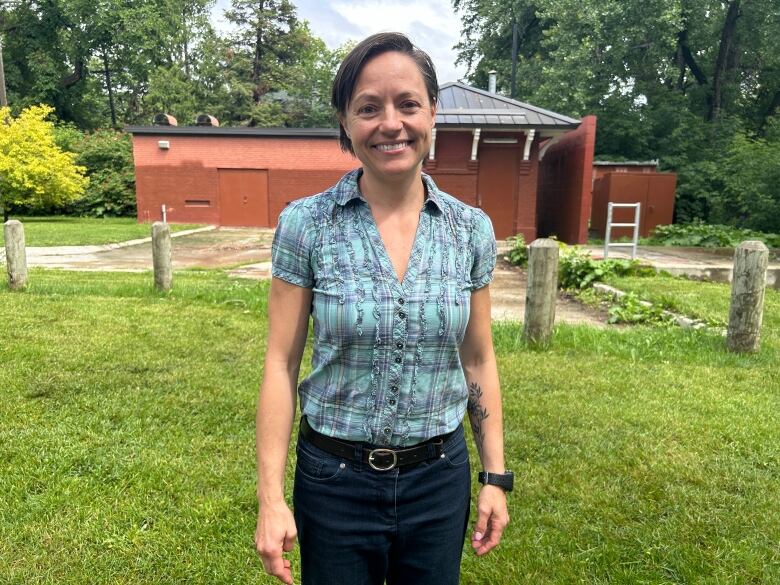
[359,203,426,293]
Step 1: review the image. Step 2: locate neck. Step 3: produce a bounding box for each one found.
[359,167,425,212]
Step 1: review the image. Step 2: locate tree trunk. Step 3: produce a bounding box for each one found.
[0,37,7,107]
[676,29,707,88]
[102,50,117,128]
[709,0,741,121]
[183,10,190,78]
[252,0,265,103]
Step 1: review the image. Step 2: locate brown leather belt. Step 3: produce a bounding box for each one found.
[300,417,456,471]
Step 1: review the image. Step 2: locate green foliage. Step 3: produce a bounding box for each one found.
[503,234,528,267]
[454,0,780,230]
[606,292,674,326]
[57,130,137,217]
[1,0,340,130]
[710,124,780,233]
[646,221,780,248]
[558,246,648,290]
[0,105,88,217]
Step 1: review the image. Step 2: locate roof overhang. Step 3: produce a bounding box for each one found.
[124,126,340,138]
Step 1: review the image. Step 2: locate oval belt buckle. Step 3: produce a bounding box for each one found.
[368,448,398,471]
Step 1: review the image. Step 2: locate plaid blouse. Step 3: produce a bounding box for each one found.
[271,169,496,446]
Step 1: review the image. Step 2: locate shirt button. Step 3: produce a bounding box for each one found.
[398,298,405,305]
[389,398,396,406]
[396,342,403,349]
[398,311,406,319]
[395,357,402,364]
[391,385,399,392]
[383,427,391,435]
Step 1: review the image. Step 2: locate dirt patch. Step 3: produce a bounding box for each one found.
[490,258,610,326]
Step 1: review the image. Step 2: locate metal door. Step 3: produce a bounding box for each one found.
[477,146,517,239]
[218,169,269,227]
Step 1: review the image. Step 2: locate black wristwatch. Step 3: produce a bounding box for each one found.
[478,470,514,492]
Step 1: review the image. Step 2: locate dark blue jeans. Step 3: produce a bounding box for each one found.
[293,424,471,585]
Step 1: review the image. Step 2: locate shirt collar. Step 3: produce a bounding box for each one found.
[333,168,443,212]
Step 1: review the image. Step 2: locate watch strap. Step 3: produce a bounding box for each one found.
[478,470,514,492]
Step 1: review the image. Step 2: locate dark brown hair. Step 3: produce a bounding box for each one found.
[331,32,438,154]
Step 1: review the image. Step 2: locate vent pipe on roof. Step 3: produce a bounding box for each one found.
[196,114,219,127]
[153,113,178,126]
[488,70,497,94]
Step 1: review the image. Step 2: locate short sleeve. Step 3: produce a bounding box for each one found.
[470,209,496,290]
[271,201,315,288]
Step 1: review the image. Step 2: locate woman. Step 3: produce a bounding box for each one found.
[255,32,510,585]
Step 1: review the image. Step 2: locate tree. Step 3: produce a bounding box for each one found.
[453,0,780,226]
[0,104,88,221]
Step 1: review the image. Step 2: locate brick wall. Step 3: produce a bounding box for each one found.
[133,135,359,225]
[536,116,596,244]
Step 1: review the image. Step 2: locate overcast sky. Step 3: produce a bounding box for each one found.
[211,0,469,83]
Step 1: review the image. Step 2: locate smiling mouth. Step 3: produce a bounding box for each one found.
[374,141,412,152]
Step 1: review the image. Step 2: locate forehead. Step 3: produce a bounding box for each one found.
[351,51,428,100]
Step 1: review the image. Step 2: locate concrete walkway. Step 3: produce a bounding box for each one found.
[10,228,777,322]
[586,245,780,289]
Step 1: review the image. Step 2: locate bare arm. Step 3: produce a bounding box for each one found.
[459,285,509,556]
[255,277,312,585]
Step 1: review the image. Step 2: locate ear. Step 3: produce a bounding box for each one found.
[430,102,437,128]
[338,115,350,139]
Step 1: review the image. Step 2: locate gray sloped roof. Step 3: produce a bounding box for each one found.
[436,82,580,129]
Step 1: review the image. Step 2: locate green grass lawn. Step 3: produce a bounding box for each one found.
[605,273,778,329]
[1,217,206,247]
[2,270,779,583]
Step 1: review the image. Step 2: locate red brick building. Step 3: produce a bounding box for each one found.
[127,82,595,243]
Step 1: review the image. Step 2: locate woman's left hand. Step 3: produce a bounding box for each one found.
[471,485,509,556]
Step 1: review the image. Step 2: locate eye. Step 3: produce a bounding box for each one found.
[356,103,378,115]
[401,100,421,111]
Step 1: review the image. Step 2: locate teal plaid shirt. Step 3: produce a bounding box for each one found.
[272,169,496,446]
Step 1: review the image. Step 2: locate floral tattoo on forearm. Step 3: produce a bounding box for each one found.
[467,382,489,460]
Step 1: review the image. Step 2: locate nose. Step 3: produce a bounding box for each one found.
[379,106,403,133]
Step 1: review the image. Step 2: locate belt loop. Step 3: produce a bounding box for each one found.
[353,442,363,473]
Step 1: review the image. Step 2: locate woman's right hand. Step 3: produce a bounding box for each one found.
[255,501,298,585]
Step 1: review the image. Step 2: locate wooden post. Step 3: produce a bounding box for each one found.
[152,221,172,291]
[727,240,768,353]
[4,220,28,290]
[523,238,559,345]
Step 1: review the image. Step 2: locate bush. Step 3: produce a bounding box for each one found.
[558,246,649,290]
[54,129,136,217]
[711,126,780,233]
[645,221,780,248]
[503,234,528,267]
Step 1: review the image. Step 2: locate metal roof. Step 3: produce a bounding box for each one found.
[125,126,340,138]
[436,82,580,129]
[127,83,580,135]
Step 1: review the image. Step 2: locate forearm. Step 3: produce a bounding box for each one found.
[256,364,298,505]
[463,358,505,473]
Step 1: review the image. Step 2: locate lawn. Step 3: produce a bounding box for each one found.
[1,217,205,247]
[2,269,779,583]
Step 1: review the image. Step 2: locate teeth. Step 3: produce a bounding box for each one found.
[376,142,408,151]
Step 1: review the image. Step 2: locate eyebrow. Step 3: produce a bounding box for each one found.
[351,90,424,104]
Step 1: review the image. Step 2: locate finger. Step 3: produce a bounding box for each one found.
[474,526,504,556]
[268,555,292,584]
[471,508,490,543]
[283,530,298,552]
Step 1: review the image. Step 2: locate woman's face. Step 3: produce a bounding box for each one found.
[340,51,437,184]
